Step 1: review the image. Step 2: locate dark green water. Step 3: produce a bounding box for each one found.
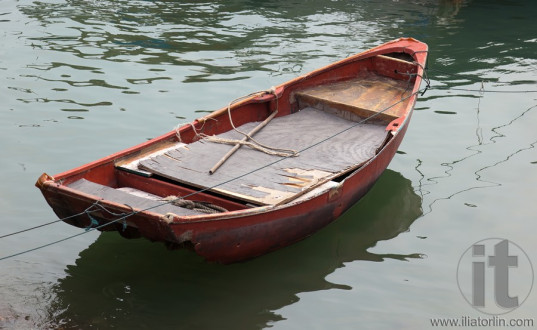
[1,0,536,328]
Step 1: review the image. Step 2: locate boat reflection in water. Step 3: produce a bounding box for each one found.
[46,169,422,329]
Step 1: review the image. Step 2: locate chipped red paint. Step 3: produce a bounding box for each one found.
[36,38,427,263]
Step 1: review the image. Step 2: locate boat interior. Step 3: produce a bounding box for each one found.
[65,53,419,217]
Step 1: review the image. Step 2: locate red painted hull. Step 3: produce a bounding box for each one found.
[36,38,427,263]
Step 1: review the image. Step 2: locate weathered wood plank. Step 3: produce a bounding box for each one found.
[115,143,187,177]
[138,107,387,205]
[295,72,410,122]
[68,179,203,216]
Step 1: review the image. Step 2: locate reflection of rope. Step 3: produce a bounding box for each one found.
[426,67,537,93]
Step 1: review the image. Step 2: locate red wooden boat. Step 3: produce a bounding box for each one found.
[36,38,428,263]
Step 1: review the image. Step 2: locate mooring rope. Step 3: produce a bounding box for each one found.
[0,213,84,239]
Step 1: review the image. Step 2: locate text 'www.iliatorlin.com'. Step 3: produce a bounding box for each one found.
[430,316,534,327]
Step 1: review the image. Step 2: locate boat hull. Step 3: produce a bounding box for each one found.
[38,116,409,263]
[36,38,426,263]
[171,119,409,263]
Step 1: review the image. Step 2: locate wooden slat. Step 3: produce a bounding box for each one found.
[115,143,187,177]
[138,108,387,205]
[295,72,411,122]
[67,179,204,216]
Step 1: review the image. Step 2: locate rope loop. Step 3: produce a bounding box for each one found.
[205,86,299,158]
[83,201,136,231]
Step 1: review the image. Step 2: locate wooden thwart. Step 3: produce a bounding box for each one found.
[68,179,204,216]
[295,72,411,123]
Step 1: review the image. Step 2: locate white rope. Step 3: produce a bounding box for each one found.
[175,87,299,158]
[201,134,298,157]
[211,87,299,157]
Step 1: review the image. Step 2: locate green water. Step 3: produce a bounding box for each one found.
[1,0,536,328]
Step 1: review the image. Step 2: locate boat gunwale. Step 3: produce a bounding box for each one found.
[36,37,427,225]
[41,38,426,181]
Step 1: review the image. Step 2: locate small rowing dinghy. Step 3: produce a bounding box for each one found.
[36,38,428,263]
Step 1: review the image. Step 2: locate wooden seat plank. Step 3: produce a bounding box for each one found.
[67,179,204,216]
[295,72,411,123]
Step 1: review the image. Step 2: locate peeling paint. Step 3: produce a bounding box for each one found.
[161,213,176,223]
[250,186,296,205]
[177,230,193,242]
[328,183,343,202]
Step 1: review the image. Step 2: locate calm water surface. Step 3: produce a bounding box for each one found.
[1,0,536,328]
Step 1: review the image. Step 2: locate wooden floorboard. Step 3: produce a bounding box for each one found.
[138,107,388,205]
